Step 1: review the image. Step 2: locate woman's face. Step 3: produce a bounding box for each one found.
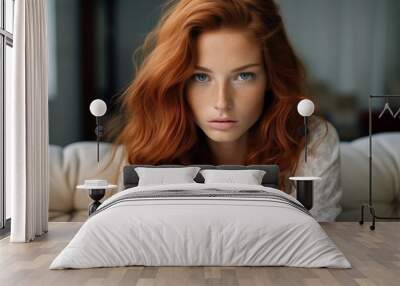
[186,27,267,143]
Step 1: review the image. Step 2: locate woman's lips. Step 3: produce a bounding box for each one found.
[207,120,238,130]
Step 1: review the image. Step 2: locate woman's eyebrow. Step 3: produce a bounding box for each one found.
[194,63,261,72]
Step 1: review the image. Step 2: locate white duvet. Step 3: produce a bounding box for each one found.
[50,183,351,269]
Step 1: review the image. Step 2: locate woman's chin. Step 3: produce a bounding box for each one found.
[205,130,243,143]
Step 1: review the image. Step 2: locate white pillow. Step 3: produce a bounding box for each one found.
[200,169,266,185]
[135,167,201,186]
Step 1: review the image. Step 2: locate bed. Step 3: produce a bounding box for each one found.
[50,164,351,269]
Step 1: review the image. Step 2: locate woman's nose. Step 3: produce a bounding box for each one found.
[214,82,233,112]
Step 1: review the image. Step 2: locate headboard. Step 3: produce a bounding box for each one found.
[123,164,280,190]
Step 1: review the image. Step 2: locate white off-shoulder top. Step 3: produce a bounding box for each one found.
[286,116,343,221]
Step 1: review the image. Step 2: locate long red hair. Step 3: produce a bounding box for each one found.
[106,0,322,191]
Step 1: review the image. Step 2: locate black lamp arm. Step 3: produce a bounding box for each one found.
[94,117,104,163]
[304,116,308,163]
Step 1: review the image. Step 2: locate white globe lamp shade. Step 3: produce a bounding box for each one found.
[297,99,315,117]
[89,99,107,117]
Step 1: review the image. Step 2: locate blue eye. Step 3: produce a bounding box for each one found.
[193,73,209,82]
[237,72,255,81]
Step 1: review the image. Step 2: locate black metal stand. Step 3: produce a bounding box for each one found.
[296,180,313,210]
[88,188,105,215]
[359,94,400,230]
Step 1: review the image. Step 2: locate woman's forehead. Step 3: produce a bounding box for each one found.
[194,27,264,71]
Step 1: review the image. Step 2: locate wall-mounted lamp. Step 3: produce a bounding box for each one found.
[89,99,107,163]
[290,99,320,211]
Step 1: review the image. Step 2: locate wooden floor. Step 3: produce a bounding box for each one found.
[0,222,399,286]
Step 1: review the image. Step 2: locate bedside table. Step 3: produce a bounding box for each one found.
[289,176,321,210]
[77,180,117,215]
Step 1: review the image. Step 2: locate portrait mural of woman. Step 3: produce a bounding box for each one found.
[106,0,342,221]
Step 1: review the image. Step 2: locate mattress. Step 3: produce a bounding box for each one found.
[50,183,351,269]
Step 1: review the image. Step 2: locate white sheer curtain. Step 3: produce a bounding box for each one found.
[6,0,49,242]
